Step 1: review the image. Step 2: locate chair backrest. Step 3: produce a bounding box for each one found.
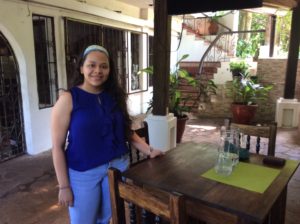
[128,121,149,166]
[231,122,277,156]
[108,167,187,224]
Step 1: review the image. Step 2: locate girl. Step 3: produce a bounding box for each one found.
[51,45,163,224]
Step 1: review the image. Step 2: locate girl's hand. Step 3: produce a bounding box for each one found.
[58,187,74,207]
[149,148,164,158]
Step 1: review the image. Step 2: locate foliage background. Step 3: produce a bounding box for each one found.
[237,10,292,58]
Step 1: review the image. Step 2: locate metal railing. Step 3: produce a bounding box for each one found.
[198,29,265,76]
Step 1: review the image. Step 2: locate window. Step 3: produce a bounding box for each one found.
[64,18,127,89]
[129,32,148,93]
[148,36,154,87]
[64,18,148,94]
[130,33,141,91]
[32,14,58,109]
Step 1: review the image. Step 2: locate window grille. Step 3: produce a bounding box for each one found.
[0,32,26,161]
[32,14,58,109]
[64,18,148,94]
[64,18,127,90]
[148,36,154,87]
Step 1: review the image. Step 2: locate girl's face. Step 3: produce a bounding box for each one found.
[80,51,110,92]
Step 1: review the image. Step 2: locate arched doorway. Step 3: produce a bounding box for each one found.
[0,32,25,162]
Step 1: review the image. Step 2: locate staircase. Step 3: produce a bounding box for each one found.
[179,61,221,112]
[177,19,236,112]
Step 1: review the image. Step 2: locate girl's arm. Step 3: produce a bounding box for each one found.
[51,91,73,206]
[130,131,163,158]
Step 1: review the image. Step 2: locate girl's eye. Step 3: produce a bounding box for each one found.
[86,63,109,69]
[101,65,109,69]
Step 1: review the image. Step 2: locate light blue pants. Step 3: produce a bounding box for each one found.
[68,154,129,224]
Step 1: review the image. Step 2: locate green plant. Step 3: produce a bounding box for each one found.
[237,12,267,59]
[227,72,272,105]
[229,61,249,76]
[139,54,197,118]
[276,11,292,52]
[210,15,220,22]
[198,79,218,102]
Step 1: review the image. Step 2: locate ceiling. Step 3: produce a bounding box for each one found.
[117,0,297,11]
[117,0,153,8]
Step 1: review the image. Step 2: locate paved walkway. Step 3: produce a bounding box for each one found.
[0,118,300,224]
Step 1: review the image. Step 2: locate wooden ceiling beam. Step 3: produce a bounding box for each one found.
[263,0,298,9]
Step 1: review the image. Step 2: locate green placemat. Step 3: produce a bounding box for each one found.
[202,162,282,193]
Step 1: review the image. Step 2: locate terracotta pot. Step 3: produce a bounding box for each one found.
[231,104,258,124]
[196,19,219,35]
[208,21,219,35]
[176,115,189,143]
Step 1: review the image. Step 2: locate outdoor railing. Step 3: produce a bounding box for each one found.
[198,29,266,77]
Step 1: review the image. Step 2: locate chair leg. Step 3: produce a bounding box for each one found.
[108,168,126,224]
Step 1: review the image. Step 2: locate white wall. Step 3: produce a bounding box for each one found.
[177,12,237,62]
[0,0,166,154]
[177,30,209,62]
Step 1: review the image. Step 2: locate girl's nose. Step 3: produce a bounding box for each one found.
[95,66,102,73]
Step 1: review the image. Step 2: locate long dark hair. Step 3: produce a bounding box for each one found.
[71,49,133,140]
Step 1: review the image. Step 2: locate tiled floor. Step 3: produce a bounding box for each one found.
[0,118,299,224]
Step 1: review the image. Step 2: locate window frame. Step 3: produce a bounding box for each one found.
[32,14,58,109]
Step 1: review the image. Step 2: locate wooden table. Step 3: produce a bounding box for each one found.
[123,142,299,224]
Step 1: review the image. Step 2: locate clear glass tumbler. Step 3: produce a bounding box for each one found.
[219,128,240,167]
[215,152,233,176]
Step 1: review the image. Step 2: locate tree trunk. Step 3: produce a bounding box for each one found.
[239,11,253,40]
[264,16,272,45]
[238,11,247,39]
[244,12,253,41]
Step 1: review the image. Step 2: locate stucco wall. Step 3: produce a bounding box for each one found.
[196,58,300,123]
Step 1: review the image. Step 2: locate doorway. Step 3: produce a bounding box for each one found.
[0,32,25,162]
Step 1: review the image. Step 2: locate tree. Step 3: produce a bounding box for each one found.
[276,11,292,52]
[237,11,267,59]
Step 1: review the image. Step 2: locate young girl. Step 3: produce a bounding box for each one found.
[51,45,163,224]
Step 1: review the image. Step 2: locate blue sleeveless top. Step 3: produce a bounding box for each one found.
[66,87,129,171]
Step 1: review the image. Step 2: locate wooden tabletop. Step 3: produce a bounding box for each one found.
[123,142,299,224]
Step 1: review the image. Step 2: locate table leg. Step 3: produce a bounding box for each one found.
[268,186,287,224]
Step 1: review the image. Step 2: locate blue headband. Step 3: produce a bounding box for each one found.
[83,45,109,57]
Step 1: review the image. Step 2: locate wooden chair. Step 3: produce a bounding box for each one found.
[108,167,187,224]
[128,121,153,222]
[128,121,149,166]
[231,122,277,156]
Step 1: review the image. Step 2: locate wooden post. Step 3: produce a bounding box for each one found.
[269,14,276,57]
[284,3,300,99]
[152,0,171,115]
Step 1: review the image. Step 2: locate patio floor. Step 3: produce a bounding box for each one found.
[0,118,299,224]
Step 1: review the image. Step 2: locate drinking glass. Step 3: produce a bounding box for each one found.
[219,128,240,167]
[214,152,233,176]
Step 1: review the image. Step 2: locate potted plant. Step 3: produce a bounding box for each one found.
[229,61,249,77]
[140,54,197,143]
[198,79,218,103]
[208,15,220,35]
[227,72,272,124]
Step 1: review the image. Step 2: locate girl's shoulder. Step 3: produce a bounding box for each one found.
[58,89,72,100]
[54,89,72,111]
